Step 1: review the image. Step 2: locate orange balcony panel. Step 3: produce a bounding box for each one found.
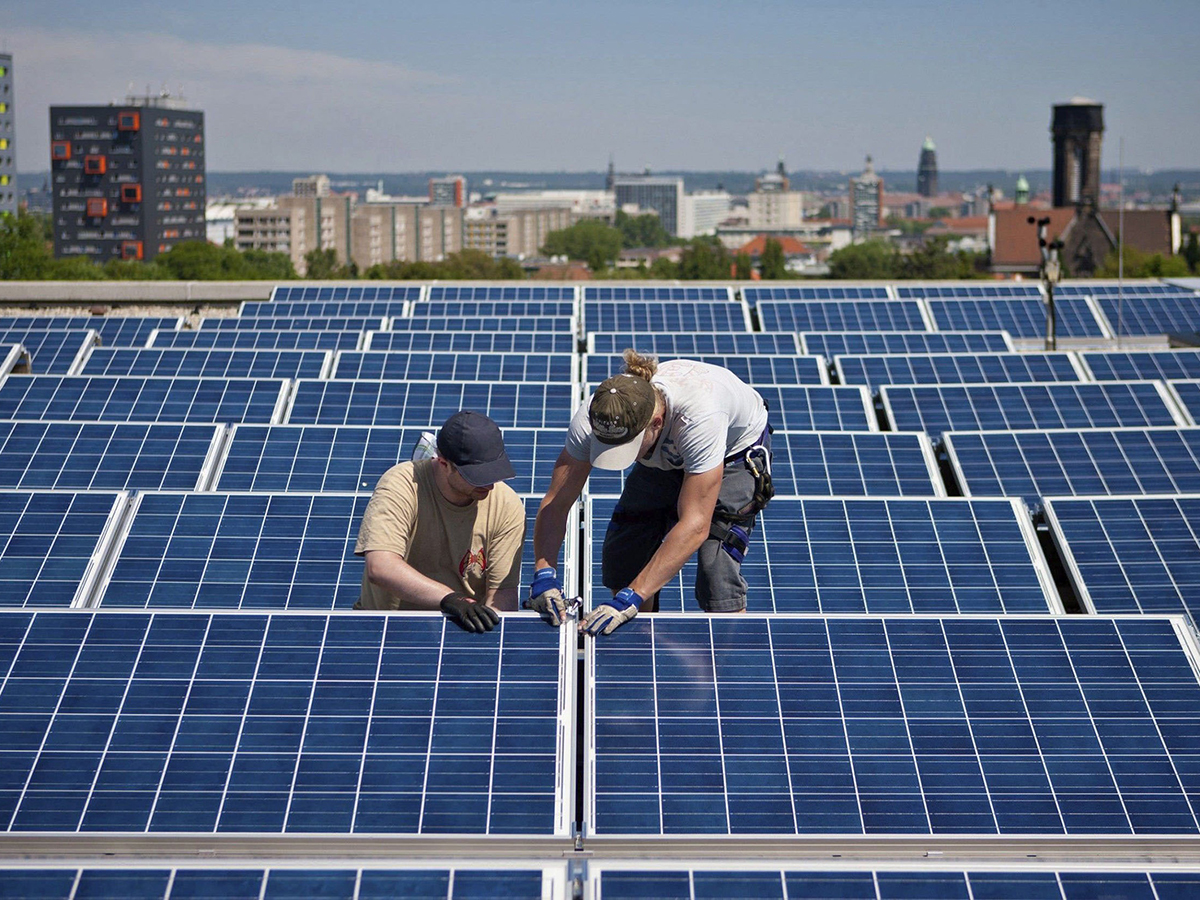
[120,240,143,260]
[118,111,140,131]
[120,184,142,204]
[84,155,107,175]
[51,141,72,161]
[85,198,108,218]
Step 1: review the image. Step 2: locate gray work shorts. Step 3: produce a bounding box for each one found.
[600,439,769,613]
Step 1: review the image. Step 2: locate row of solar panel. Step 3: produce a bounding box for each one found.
[10,485,1200,621]
[3,610,1200,838]
[0,866,1195,900]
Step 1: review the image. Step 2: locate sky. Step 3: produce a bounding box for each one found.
[2,0,1197,173]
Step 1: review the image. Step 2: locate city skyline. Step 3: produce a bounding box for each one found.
[2,0,1197,173]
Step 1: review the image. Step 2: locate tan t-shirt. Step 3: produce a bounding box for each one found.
[354,459,526,610]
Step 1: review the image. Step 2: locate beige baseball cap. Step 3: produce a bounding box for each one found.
[588,373,656,470]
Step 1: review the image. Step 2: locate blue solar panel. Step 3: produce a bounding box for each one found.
[0,611,569,834]
[0,491,124,608]
[97,492,554,611]
[1168,380,1200,424]
[199,317,386,332]
[584,302,750,333]
[0,329,95,375]
[597,869,1200,900]
[925,297,1105,339]
[0,317,179,348]
[0,375,288,424]
[1084,350,1200,381]
[0,867,553,899]
[802,331,1014,356]
[744,286,891,302]
[366,331,576,353]
[586,354,826,386]
[332,351,574,383]
[881,382,1183,435]
[285,380,576,428]
[745,386,875,432]
[214,426,560,494]
[1058,281,1196,297]
[895,284,1043,299]
[0,422,221,491]
[586,497,1054,614]
[416,300,575,319]
[586,432,940,497]
[387,315,575,333]
[271,285,422,302]
[591,614,1200,835]
[1047,496,1200,624]
[80,348,330,380]
[240,301,411,319]
[590,332,799,355]
[150,329,363,351]
[944,428,1200,501]
[584,286,733,302]
[835,352,1083,389]
[757,300,926,333]
[428,285,575,301]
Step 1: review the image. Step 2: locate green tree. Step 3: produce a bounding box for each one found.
[759,238,787,279]
[1096,245,1190,278]
[0,210,58,279]
[1184,232,1200,274]
[928,206,953,220]
[614,209,675,248]
[676,237,735,280]
[303,248,343,279]
[241,249,298,280]
[102,258,173,280]
[541,219,622,271]
[898,236,985,280]
[827,240,899,279]
[733,252,752,280]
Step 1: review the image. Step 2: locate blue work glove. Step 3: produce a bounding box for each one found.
[523,566,567,626]
[582,587,642,636]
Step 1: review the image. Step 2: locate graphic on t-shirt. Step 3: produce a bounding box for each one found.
[459,547,487,580]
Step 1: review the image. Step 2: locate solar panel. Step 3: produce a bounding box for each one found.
[1058,281,1197,297]
[757,300,926,333]
[0,344,23,376]
[0,317,180,348]
[149,329,364,351]
[284,380,576,428]
[387,315,575,333]
[199,317,386,332]
[415,300,576,319]
[944,428,1200,501]
[586,354,827,386]
[0,610,572,834]
[895,283,1044,299]
[584,286,733,302]
[881,381,1184,436]
[1168,380,1200,424]
[925,297,1106,339]
[1046,495,1200,623]
[1083,350,1200,381]
[332,351,574,383]
[271,285,423,303]
[743,285,891,302]
[0,490,126,608]
[595,868,1200,899]
[0,422,223,491]
[0,329,97,375]
[0,866,559,899]
[213,426,561,494]
[366,331,576,353]
[80,348,331,380]
[239,301,412,319]
[744,386,876,432]
[583,302,751,333]
[428,285,576,301]
[589,332,800,355]
[585,497,1056,614]
[95,493,572,611]
[0,375,289,424]
[801,331,1014,356]
[590,614,1200,836]
[835,352,1084,389]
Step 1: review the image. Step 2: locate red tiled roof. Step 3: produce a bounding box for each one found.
[991,207,1076,268]
[738,234,812,256]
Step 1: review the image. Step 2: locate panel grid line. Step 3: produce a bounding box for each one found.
[708,621,733,835]
[764,624,799,835]
[280,616,331,832]
[416,620,447,835]
[212,621,270,832]
[347,629,385,837]
[878,620,934,833]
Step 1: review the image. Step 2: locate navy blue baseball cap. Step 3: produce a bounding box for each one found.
[436,411,516,487]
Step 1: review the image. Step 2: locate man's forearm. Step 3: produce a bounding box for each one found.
[532,507,568,571]
[364,551,457,610]
[627,518,708,603]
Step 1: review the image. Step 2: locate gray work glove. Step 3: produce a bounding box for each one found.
[581,588,642,636]
[523,566,567,626]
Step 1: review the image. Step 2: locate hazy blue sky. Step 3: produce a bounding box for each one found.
[3,0,1196,172]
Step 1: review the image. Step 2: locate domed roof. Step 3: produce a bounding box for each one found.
[1015,174,1030,191]
[922,136,936,151]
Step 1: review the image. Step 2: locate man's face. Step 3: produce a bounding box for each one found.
[446,462,494,501]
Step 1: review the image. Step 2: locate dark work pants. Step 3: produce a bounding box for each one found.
[600,434,770,612]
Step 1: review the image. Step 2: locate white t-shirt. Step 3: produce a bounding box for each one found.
[566,359,769,474]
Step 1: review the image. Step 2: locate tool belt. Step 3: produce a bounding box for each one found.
[710,422,774,560]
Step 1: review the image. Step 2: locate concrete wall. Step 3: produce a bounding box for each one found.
[0,281,276,304]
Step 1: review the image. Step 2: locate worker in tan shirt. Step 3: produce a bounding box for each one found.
[355,410,526,632]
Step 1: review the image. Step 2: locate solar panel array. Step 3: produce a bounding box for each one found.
[5,280,1200,885]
